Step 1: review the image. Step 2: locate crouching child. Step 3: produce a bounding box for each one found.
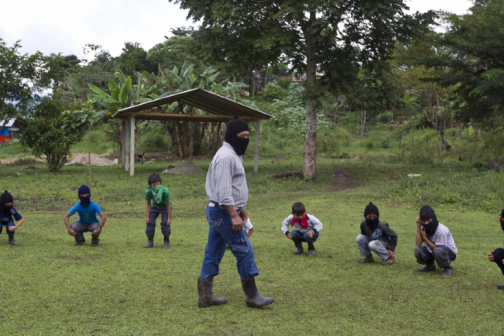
[281,202,323,257]
[0,191,24,246]
[64,185,106,246]
[356,202,397,265]
[414,205,457,276]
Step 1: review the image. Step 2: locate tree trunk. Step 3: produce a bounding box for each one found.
[303,21,318,179]
[88,126,94,187]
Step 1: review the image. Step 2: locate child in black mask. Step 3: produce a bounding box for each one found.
[356,202,397,265]
[0,190,24,246]
[487,209,504,289]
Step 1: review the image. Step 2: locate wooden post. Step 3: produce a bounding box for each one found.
[125,118,130,172]
[121,120,126,170]
[130,116,135,176]
[254,121,259,173]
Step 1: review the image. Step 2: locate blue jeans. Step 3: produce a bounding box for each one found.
[291,230,319,244]
[146,208,171,240]
[200,203,259,280]
[356,234,389,261]
[414,245,456,268]
[0,220,15,237]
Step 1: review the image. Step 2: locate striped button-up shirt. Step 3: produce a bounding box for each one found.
[206,142,248,209]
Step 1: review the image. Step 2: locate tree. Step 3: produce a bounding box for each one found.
[170,0,434,178]
[117,42,156,76]
[147,35,206,73]
[422,0,504,123]
[169,26,195,37]
[0,39,47,121]
[20,98,85,172]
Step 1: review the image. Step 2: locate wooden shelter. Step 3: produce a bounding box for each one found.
[112,88,273,176]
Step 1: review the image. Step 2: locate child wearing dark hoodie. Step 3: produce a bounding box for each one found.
[487,209,504,289]
[356,202,397,265]
[0,190,24,246]
[414,205,457,276]
[63,185,106,246]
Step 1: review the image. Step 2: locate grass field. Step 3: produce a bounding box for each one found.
[1,150,504,335]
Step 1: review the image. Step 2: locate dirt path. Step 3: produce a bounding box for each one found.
[329,166,355,191]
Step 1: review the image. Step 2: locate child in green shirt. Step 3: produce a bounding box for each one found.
[144,174,172,248]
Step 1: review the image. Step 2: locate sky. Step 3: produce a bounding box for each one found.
[0,0,474,59]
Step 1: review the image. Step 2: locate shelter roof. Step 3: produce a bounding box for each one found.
[112,88,272,122]
[0,118,16,127]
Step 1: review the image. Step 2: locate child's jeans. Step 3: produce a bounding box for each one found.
[146,208,171,240]
[70,222,100,242]
[414,245,456,268]
[356,234,389,261]
[291,230,319,245]
[0,220,15,237]
[200,202,259,280]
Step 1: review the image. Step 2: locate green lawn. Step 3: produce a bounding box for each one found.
[0,157,503,335]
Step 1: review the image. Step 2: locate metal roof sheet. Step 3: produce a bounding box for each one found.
[0,118,16,127]
[112,88,272,121]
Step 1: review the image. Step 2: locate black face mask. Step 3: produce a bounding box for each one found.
[79,196,91,207]
[226,135,250,156]
[365,218,379,233]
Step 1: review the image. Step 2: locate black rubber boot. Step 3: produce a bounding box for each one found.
[241,278,274,308]
[91,236,100,247]
[144,239,154,248]
[197,277,227,308]
[8,236,18,246]
[441,266,453,276]
[163,237,171,248]
[74,237,85,246]
[307,243,316,257]
[292,241,303,255]
[417,262,436,272]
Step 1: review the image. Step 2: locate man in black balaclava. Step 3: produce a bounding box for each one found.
[356,202,397,265]
[0,190,25,245]
[414,205,458,276]
[487,209,504,289]
[224,116,250,155]
[198,116,273,308]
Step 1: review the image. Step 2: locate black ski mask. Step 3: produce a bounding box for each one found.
[0,190,14,215]
[225,116,250,155]
[364,202,380,233]
[78,185,91,207]
[419,205,439,237]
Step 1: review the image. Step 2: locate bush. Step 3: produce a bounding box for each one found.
[276,77,292,89]
[20,99,85,172]
[258,84,288,102]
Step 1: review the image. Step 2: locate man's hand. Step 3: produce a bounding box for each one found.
[489,251,495,262]
[287,232,293,239]
[239,209,248,223]
[68,228,76,236]
[92,228,102,236]
[231,215,244,231]
[8,226,16,232]
[416,218,422,230]
[307,230,314,239]
[246,228,254,238]
[146,217,150,224]
[388,250,395,259]
[167,218,172,226]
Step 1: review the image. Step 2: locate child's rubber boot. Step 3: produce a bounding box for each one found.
[292,242,303,255]
[417,262,436,272]
[198,277,227,308]
[241,278,274,308]
[163,237,171,248]
[307,243,316,257]
[8,236,18,246]
[91,236,100,247]
[144,239,154,248]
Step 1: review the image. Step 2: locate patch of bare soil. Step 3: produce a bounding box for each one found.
[329,166,355,191]
[162,162,206,174]
[17,198,74,212]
